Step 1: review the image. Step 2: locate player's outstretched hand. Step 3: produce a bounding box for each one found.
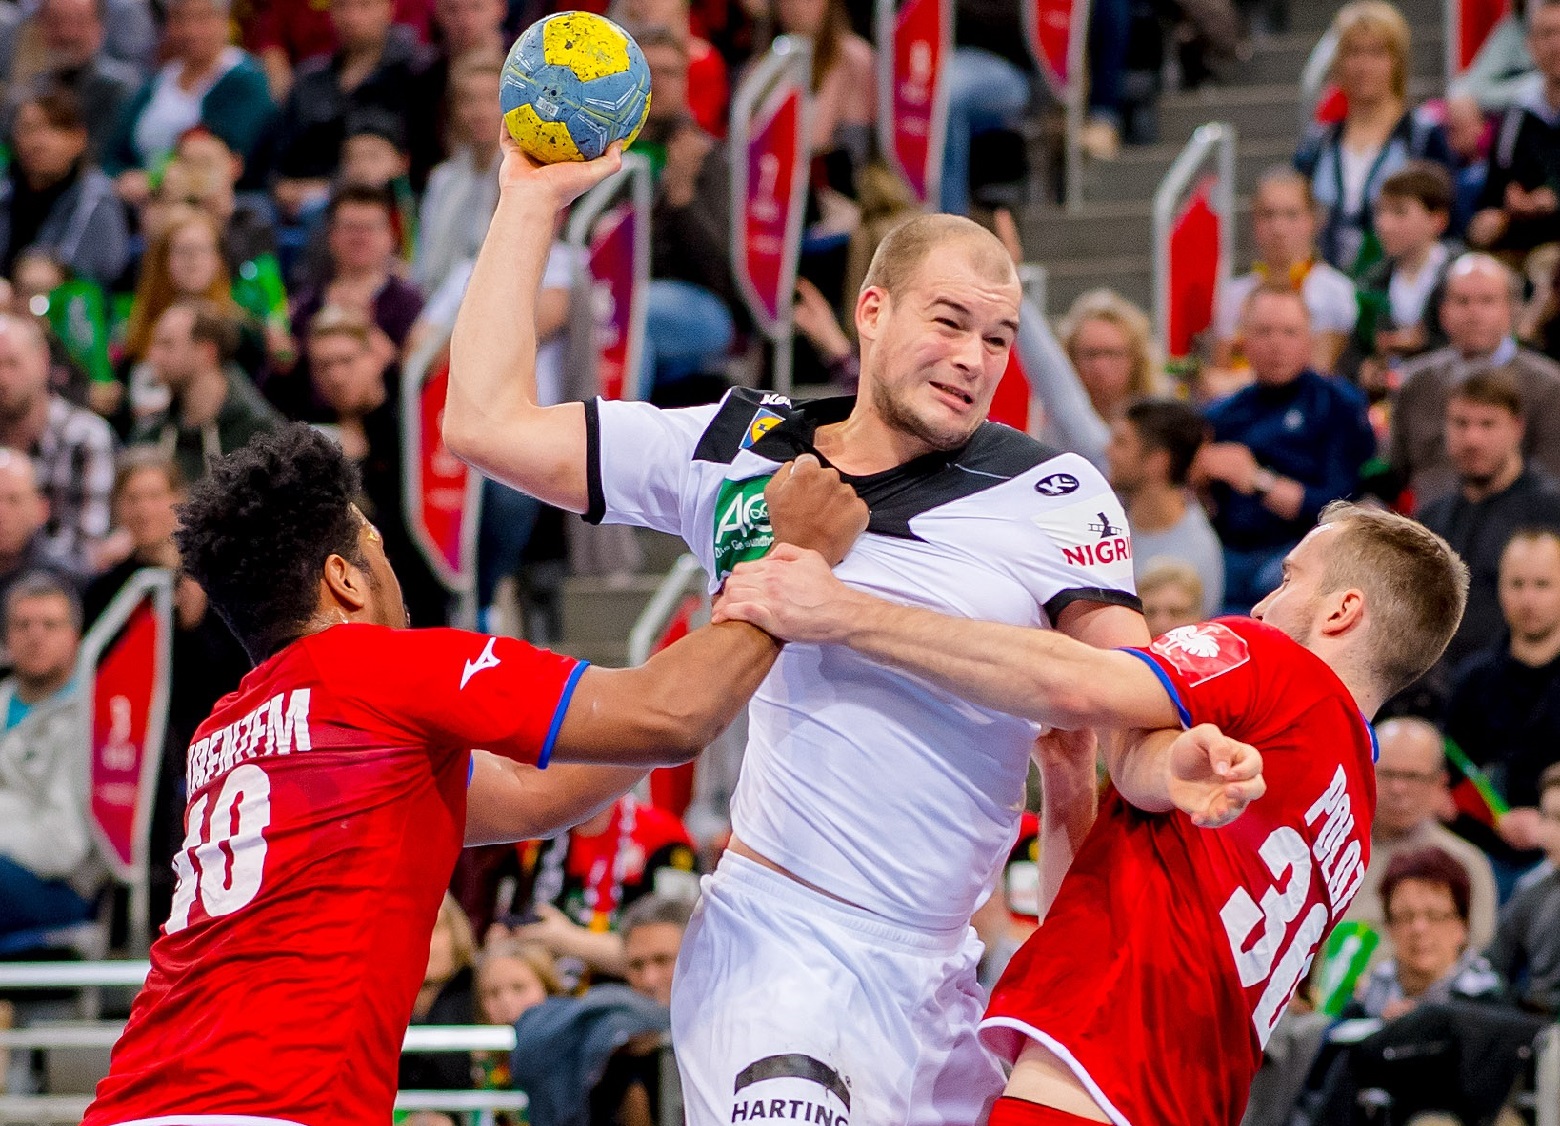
[713,543,854,643]
[1167,723,1265,829]
[497,127,625,208]
[765,454,868,565]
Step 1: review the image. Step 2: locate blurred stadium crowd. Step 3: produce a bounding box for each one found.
[0,0,1559,1119]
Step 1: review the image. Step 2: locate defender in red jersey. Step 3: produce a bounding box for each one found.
[84,425,866,1126]
[717,502,1469,1126]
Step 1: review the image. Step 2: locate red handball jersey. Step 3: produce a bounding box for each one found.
[84,623,584,1126]
[982,618,1378,1126]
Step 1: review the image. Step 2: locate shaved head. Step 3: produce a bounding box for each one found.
[862,213,1018,300]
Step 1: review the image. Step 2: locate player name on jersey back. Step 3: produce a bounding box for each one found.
[186,687,313,791]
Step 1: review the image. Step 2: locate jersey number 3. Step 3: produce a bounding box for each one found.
[167,763,273,933]
[1219,826,1330,1048]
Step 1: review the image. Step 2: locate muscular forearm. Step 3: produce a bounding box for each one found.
[830,595,1166,730]
[1100,728,1180,814]
[559,622,781,764]
[465,753,646,845]
[635,622,783,750]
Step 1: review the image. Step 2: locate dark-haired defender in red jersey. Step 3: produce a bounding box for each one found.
[716,501,1469,1126]
[83,424,867,1126]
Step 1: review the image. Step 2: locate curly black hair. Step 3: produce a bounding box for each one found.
[174,423,367,664]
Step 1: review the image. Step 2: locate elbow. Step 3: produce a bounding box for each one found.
[440,411,488,472]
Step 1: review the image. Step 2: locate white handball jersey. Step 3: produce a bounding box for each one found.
[586,390,1140,928]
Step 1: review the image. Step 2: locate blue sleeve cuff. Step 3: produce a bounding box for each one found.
[537,660,590,770]
[1118,648,1194,729]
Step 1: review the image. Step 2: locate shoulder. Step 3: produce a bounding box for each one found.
[1311,369,1368,409]
[1307,262,1358,301]
[214,52,271,92]
[963,420,1063,479]
[1512,347,1560,385]
[1397,347,1456,388]
[691,386,801,465]
[50,395,113,447]
[838,34,875,74]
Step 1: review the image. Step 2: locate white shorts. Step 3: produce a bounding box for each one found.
[670,851,1006,1126]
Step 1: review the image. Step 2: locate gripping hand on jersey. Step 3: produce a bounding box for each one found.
[714,543,855,642]
[1167,724,1266,829]
[763,455,869,566]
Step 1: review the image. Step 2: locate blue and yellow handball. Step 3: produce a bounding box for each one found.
[501,11,652,164]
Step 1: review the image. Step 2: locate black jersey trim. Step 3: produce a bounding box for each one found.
[693,387,797,464]
[1044,586,1144,623]
[850,424,1060,539]
[583,398,606,526]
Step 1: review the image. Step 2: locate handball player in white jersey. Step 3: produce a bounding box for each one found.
[445,137,1179,1125]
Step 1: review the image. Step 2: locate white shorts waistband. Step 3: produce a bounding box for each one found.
[711,849,971,956]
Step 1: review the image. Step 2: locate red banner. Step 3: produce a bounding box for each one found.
[741,86,804,332]
[646,594,703,818]
[90,599,162,874]
[1455,0,1509,70]
[1026,0,1079,89]
[989,349,1032,432]
[886,0,950,205]
[1166,178,1221,359]
[416,359,475,583]
[588,202,638,401]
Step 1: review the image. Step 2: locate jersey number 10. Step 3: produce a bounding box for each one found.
[1219,826,1330,1048]
[166,763,273,934]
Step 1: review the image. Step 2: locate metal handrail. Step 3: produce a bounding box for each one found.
[1539,1024,1559,1126]
[1151,121,1236,358]
[627,554,708,667]
[1063,0,1095,212]
[0,1019,518,1054]
[0,962,149,989]
[0,1091,527,1124]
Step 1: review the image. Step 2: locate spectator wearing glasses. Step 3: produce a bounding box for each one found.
[1344,717,1498,962]
[1294,0,1453,275]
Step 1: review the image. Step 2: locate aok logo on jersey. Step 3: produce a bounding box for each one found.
[714,475,775,579]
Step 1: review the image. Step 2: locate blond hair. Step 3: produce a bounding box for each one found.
[1058,288,1161,399]
[476,937,564,999]
[1316,501,1469,693]
[1331,0,1412,101]
[433,893,477,976]
[1138,557,1205,607]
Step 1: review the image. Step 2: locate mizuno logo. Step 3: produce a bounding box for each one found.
[461,637,502,690]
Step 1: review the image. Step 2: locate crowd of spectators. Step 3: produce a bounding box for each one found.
[0,0,1554,1116]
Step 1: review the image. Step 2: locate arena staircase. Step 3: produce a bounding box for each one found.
[548,0,1449,665]
[1032,0,1446,310]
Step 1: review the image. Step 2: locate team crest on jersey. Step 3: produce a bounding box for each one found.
[742,408,785,449]
[713,475,775,580]
[1150,623,1250,686]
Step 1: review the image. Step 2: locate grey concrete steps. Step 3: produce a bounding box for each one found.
[1022,197,1252,263]
[1080,136,1295,204]
[1229,28,1445,86]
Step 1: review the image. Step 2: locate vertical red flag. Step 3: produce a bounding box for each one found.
[405,353,480,592]
[1026,0,1080,88]
[877,0,952,207]
[568,151,651,401]
[1166,177,1221,360]
[1454,0,1508,71]
[730,36,811,391]
[82,570,172,891]
[645,594,703,818]
[589,203,636,400]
